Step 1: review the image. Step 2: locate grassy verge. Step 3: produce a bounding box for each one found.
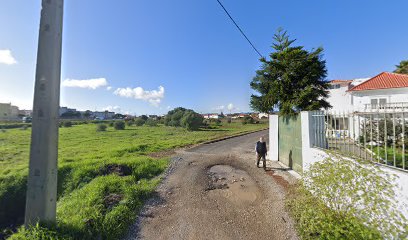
[0,121,267,239]
[286,153,407,239]
[286,184,382,240]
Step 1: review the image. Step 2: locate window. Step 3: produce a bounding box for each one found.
[379,98,387,105]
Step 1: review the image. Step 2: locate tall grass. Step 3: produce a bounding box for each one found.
[1,122,267,239]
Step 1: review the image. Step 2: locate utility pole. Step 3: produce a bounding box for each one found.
[25,0,64,226]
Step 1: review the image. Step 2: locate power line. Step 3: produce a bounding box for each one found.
[215,0,263,58]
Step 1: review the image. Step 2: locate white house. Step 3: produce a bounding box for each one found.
[327,72,408,112]
[0,103,19,120]
[348,72,408,111]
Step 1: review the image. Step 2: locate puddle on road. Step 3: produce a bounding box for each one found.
[206,165,262,206]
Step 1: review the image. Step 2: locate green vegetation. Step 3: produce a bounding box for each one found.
[0,121,267,239]
[113,121,125,130]
[164,107,204,131]
[287,153,408,239]
[250,28,330,115]
[394,60,408,74]
[96,124,107,132]
[371,146,408,169]
[134,118,145,126]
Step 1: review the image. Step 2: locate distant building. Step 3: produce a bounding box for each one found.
[59,106,77,116]
[91,111,115,120]
[0,103,19,120]
[202,113,222,119]
[258,113,269,119]
[19,109,33,117]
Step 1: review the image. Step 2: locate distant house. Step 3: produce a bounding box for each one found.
[91,111,115,120]
[203,114,222,119]
[0,103,19,121]
[258,113,269,119]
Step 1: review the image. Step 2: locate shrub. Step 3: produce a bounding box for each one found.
[114,121,125,130]
[227,118,232,124]
[145,119,157,127]
[165,107,203,130]
[241,116,254,125]
[96,124,107,132]
[126,120,134,127]
[181,111,203,131]
[287,152,408,239]
[62,121,73,127]
[108,122,114,127]
[134,118,145,126]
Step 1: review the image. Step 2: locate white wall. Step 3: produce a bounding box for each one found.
[300,111,328,171]
[268,114,279,161]
[327,86,354,112]
[352,88,408,110]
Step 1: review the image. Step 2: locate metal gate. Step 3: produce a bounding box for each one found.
[278,115,303,172]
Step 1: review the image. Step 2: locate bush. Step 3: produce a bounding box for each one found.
[287,152,408,239]
[114,121,125,130]
[145,119,157,127]
[62,121,73,127]
[181,111,203,131]
[165,107,203,130]
[96,124,107,132]
[108,122,114,127]
[241,116,254,125]
[126,120,134,126]
[134,118,145,126]
[227,118,232,124]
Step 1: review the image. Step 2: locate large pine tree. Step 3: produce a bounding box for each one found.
[250,29,331,115]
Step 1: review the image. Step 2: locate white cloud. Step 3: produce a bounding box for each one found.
[0,49,17,65]
[114,86,165,107]
[62,78,108,89]
[103,105,121,112]
[106,86,112,91]
[227,103,234,111]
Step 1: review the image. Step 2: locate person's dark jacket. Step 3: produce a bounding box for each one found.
[256,141,267,155]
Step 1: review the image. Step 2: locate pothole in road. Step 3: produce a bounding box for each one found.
[206,165,262,206]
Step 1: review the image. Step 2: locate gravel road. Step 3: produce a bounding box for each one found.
[125,130,299,240]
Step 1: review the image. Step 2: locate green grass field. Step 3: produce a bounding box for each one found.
[0,121,267,239]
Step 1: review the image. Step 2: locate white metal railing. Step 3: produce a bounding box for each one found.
[364,102,408,110]
[311,110,408,172]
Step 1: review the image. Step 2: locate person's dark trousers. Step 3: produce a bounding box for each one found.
[257,153,266,169]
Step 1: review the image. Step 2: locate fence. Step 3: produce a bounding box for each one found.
[311,109,408,172]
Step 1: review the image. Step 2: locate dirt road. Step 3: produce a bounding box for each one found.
[125,130,299,240]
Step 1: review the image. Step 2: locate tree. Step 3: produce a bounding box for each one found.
[134,118,145,126]
[164,107,203,130]
[250,29,331,115]
[394,60,408,74]
[181,111,204,131]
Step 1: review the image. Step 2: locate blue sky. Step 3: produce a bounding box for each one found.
[1,0,407,115]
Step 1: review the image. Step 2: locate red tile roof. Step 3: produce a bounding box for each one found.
[348,72,408,91]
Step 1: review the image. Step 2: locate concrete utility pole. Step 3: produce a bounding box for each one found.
[25,0,64,226]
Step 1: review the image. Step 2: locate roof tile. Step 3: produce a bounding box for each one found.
[348,72,408,91]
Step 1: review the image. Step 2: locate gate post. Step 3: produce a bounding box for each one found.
[268,114,279,161]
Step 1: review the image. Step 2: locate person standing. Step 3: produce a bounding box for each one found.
[255,137,267,170]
